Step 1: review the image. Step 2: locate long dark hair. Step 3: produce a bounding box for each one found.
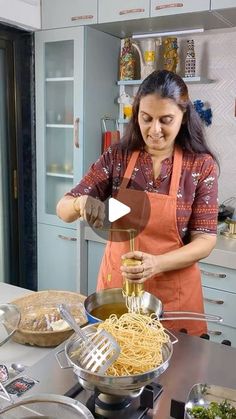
[122,70,217,162]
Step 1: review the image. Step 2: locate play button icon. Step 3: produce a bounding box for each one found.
[108,198,131,222]
[83,177,151,242]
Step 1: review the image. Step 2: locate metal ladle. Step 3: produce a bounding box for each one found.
[11,362,26,373]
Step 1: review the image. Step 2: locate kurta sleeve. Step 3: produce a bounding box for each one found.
[188,155,218,234]
[65,148,114,201]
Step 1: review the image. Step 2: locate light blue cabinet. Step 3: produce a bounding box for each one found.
[150,0,210,17]
[35,26,120,292]
[98,0,149,23]
[37,223,77,291]
[87,241,105,295]
[42,0,98,30]
[200,261,236,347]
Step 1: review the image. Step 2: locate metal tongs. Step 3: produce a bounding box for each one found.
[58,304,120,374]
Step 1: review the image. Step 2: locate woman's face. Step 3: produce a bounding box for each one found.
[138,93,185,154]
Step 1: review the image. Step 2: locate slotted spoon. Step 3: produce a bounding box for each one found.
[58,304,120,374]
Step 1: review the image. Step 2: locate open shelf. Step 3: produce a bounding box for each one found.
[46,172,73,179]
[117,76,214,86]
[46,124,73,128]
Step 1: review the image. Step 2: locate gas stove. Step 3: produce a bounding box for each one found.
[2,340,164,419]
[69,381,163,418]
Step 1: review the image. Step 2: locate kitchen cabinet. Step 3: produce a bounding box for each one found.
[87,241,105,295]
[0,0,41,30]
[42,0,97,30]
[37,223,77,291]
[35,26,120,292]
[211,1,236,10]
[98,0,149,23]
[200,261,236,347]
[150,0,210,17]
[82,226,106,296]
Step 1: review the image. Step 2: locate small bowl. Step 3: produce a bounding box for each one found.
[0,304,21,346]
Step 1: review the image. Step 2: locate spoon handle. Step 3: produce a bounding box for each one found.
[58,304,87,342]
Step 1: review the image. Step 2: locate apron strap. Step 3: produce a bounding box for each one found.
[119,150,140,189]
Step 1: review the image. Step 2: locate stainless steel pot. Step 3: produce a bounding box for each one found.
[84,288,223,324]
[56,323,175,398]
[0,393,94,418]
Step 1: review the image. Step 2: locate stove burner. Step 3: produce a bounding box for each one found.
[86,383,163,419]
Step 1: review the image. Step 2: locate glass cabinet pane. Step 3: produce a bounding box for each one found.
[44,40,74,215]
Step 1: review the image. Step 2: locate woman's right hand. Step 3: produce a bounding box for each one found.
[75,195,105,228]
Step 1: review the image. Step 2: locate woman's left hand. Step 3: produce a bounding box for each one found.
[120,251,160,283]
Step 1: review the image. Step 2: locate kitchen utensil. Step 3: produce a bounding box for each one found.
[84,288,223,324]
[56,323,175,397]
[185,383,236,418]
[0,393,95,418]
[10,290,87,347]
[101,116,120,152]
[132,38,161,79]
[10,363,27,373]
[0,304,21,347]
[223,218,236,239]
[59,304,120,375]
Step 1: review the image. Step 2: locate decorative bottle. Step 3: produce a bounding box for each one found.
[184,40,196,78]
[119,38,136,80]
[163,37,179,73]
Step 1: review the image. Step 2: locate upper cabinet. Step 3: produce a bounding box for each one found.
[211,1,236,9]
[150,0,210,17]
[98,0,149,23]
[42,0,97,30]
[0,0,41,30]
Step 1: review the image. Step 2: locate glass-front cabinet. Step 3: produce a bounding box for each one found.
[35,26,120,292]
[36,30,83,228]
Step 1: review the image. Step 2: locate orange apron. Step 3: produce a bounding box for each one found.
[97,147,207,336]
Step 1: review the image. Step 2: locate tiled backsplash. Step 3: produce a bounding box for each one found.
[179,27,236,205]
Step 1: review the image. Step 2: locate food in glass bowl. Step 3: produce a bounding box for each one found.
[20,304,85,332]
[10,290,87,347]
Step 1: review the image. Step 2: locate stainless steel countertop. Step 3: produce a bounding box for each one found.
[7,332,236,418]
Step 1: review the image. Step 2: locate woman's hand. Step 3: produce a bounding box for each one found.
[77,195,105,228]
[120,251,160,283]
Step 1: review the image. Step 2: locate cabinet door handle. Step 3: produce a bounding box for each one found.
[71,15,94,21]
[58,234,77,242]
[155,2,183,10]
[200,269,226,279]
[207,330,222,336]
[204,297,224,305]
[119,8,145,15]
[74,117,80,148]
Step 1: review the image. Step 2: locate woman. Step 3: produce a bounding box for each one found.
[57,70,218,335]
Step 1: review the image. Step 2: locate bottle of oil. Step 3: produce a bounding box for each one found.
[122,258,144,297]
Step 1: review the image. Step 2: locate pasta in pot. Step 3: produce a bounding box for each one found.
[96,313,170,376]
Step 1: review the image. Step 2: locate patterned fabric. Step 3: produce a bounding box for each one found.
[67,143,218,240]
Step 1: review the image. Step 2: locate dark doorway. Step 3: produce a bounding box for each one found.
[0,23,36,290]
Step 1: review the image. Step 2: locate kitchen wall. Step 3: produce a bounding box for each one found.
[178,27,236,205]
